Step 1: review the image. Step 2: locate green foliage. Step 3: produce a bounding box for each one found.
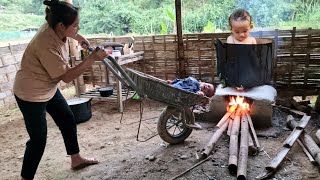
[165,8,175,21]
[160,21,167,34]
[0,0,319,38]
[203,21,216,33]
[0,13,44,31]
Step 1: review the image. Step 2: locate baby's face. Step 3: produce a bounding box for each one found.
[200,83,215,97]
[230,20,252,42]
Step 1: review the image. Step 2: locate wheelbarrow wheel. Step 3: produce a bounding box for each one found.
[157,106,193,144]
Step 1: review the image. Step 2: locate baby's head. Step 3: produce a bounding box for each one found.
[229,9,253,42]
[200,82,215,97]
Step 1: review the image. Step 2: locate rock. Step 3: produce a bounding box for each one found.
[180,155,188,160]
[148,155,156,161]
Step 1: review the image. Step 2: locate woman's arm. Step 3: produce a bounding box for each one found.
[57,49,109,83]
[72,33,90,49]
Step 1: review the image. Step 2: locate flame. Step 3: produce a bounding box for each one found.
[227,95,250,111]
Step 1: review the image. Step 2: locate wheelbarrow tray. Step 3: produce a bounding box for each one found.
[127,68,208,108]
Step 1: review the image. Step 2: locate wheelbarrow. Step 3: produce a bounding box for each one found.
[85,44,209,144]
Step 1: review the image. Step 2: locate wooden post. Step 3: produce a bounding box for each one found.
[175,0,186,78]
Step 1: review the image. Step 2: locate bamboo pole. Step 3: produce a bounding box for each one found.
[316,129,320,142]
[200,118,229,158]
[297,140,315,164]
[248,131,258,156]
[228,108,242,174]
[227,118,233,136]
[287,117,319,165]
[256,114,310,180]
[237,114,249,180]
[246,112,260,151]
[216,105,236,128]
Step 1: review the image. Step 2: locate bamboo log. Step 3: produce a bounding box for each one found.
[200,118,229,158]
[237,114,249,180]
[248,132,258,156]
[227,118,233,136]
[228,108,242,174]
[216,105,236,128]
[256,114,310,180]
[287,117,320,165]
[297,139,315,164]
[316,129,320,142]
[246,112,260,151]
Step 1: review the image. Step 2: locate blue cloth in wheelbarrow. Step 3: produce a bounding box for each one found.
[171,77,200,94]
[127,68,209,108]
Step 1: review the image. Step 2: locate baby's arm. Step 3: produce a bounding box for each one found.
[196,91,205,96]
[251,37,257,44]
[226,36,234,44]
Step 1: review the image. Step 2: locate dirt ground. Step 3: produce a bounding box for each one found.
[1,95,320,180]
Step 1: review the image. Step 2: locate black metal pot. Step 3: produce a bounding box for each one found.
[67,98,92,124]
[99,87,114,97]
[216,38,274,88]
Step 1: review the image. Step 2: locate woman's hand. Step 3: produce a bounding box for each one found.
[90,48,109,61]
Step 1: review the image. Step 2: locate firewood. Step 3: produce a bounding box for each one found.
[248,133,258,156]
[237,114,249,180]
[290,98,310,113]
[297,139,315,164]
[227,118,233,136]
[316,129,320,143]
[297,100,311,106]
[256,114,310,180]
[276,98,292,108]
[216,105,236,128]
[275,105,305,118]
[200,118,229,158]
[287,117,320,165]
[246,112,260,151]
[228,108,241,174]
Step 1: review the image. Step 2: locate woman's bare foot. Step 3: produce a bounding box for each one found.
[71,153,99,170]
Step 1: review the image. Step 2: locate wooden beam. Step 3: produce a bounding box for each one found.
[175,0,186,78]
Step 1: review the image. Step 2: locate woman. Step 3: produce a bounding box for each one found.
[13,0,108,179]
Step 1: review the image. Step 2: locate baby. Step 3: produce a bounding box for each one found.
[167,77,215,98]
[227,9,256,44]
[167,77,215,130]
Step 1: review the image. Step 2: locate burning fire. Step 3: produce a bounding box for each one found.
[227,95,251,112]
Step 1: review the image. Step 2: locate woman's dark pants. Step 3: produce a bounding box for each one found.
[15,89,80,180]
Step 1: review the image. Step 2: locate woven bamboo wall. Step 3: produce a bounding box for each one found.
[87,28,320,96]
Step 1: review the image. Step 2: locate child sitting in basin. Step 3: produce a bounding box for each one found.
[227,9,257,44]
[167,77,215,98]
